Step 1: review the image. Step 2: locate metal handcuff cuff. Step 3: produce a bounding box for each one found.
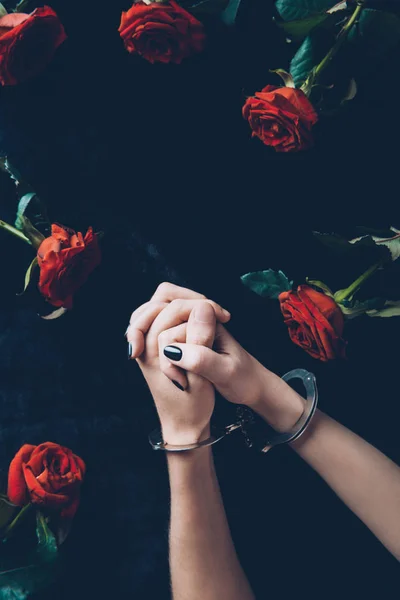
[149,369,318,453]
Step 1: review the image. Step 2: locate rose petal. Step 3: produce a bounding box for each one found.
[7,444,36,506]
[23,464,70,507]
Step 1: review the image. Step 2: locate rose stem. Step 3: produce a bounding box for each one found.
[2,503,33,540]
[301,2,363,92]
[334,262,381,304]
[0,220,31,245]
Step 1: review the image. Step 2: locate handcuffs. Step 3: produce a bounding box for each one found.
[149,369,318,453]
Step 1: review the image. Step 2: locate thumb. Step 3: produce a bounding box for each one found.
[162,343,228,386]
[186,301,216,349]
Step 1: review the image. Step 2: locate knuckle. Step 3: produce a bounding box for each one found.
[170,298,183,311]
[147,300,167,316]
[157,330,169,346]
[201,299,217,314]
[208,300,221,314]
[151,300,166,310]
[129,303,146,323]
[156,282,171,296]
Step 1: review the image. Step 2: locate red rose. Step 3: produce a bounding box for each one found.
[8,442,85,521]
[118,1,205,64]
[242,86,318,152]
[37,224,101,310]
[279,285,347,361]
[0,6,66,86]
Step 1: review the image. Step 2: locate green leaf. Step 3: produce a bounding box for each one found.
[275,2,350,41]
[0,158,22,185]
[313,232,354,253]
[349,229,400,262]
[14,194,35,231]
[288,7,400,96]
[2,504,33,541]
[313,231,392,263]
[339,297,386,319]
[241,269,293,299]
[362,1,400,16]
[366,300,400,318]
[306,278,334,296]
[14,0,30,12]
[15,193,50,243]
[35,513,57,562]
[41,307,68,320]
[289,35,325,86]
[17,217,44,250]
[0,497,18,532]
[221,0,242,25]
[276,13,329,39]
[355,226,398,238]
[347,8,400,68]
[270,69,295,87]
[0,513,58,600]
[341,77,357,103]
[183,0,229,16]
[275,0,340,22]
[0,4,7,17]
[18,257,38,296]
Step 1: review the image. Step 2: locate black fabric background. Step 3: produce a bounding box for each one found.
[0,0,399,597]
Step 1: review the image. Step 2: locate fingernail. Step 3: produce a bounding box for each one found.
[164,346,182,361]
[172,380,185,391]
[125,326,129,337]
[128,342,133,359]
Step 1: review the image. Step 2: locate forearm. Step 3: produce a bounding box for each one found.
[252,368,400,559]
[167,446,255,600]
[291,409,400,559]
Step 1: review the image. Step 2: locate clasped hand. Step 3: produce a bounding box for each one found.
[126,282,304,446]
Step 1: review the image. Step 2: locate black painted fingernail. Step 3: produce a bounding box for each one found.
[172,380,185,391]
[164,345,182,361]
[128,342,132,359]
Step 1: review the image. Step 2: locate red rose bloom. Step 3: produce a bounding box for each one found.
[118,0,205,64]
[279,285,347,362]
[0,6,66,86]
[242,86,318,152]
[37,224,101,310]
[8,442,85,521]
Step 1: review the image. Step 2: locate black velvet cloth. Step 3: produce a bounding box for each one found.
[0,0,400,598]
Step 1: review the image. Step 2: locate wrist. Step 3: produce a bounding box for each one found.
[248,367,305,433]
[161,423,211,447]
[166,443,213,487]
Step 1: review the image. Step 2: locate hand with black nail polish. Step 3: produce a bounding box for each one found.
[126,285,220,446]
[164,346,182,361]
